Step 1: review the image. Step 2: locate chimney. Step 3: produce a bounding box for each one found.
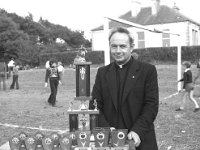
[151,0,160,15]
[130,0,141,17]
[173,3,180,11]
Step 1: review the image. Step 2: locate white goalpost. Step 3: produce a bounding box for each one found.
[103,16,182,91]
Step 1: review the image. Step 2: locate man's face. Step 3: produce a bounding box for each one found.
[110,32,133,65]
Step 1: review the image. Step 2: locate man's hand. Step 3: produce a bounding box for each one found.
[44,82,48,88]
[127,131,141,147]
[110,127,115,131]
[59,80,62,85]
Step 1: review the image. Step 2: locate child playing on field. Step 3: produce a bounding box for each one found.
[176,61,200,112]
[44,59,61,107]
[10,63,19,90]
[0,62,7,90]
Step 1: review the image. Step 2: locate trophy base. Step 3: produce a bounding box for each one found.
[75,147,92,150]
[67,110,99,114]
[93,147,110,150]
[111,147,129,150]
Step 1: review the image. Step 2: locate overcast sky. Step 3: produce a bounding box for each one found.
[0,0,199,38]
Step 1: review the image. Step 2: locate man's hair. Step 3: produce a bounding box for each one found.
[183,61,191,68]
[108,27,134,46]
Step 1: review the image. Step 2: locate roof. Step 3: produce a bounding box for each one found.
[92,5,200,31]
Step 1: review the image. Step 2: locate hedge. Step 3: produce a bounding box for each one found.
[39,46,200,66]
[39,50,104,66]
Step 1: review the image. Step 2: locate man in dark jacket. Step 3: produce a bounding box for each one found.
[89,27,159,150]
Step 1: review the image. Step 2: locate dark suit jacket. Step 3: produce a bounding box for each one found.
[90,58,159,150]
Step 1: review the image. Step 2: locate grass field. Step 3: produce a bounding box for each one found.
[1,65,200,150]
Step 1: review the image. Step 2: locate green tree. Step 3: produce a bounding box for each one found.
[0,15,28,60]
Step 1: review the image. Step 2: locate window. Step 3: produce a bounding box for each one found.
[192,29,198,45]
[137,32,145,48]
[162,29,170,47]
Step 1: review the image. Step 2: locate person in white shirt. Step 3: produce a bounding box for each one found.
[57,61,64,82]
[45,60,50,69]
[8,58,15,77]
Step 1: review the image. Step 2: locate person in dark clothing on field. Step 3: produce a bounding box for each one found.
[0,61,7,90]
[176,61,200,112]
[10,63,19,90]
[44,59,61,107]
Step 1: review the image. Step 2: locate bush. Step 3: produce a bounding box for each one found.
[133,46,200,64]
[39,46,200,66]
[39,50,104,66]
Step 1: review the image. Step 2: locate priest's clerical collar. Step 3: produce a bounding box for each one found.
[116,56,132,69]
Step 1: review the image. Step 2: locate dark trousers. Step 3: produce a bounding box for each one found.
[48,78,59,105]
[8,67,13,78]
[10,75,19,89]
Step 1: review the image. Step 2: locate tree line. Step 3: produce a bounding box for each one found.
[0,9,91,66]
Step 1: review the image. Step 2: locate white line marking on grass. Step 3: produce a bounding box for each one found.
[163,84,200,100]
[1,85,200,133]
[163,92,179,100]
[0,123,68,134]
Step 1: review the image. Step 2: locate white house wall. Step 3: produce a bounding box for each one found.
[146,22,188,47]
[91,22,200,51]
[188,22,200,45]
[92,30,105,51]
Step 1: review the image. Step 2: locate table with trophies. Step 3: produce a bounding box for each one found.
[5,58,136,150]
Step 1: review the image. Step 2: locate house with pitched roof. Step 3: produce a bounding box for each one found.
[91,0,200,50]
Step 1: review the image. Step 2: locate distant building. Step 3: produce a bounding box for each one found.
[91,0,200,50]
[56,38,65,44]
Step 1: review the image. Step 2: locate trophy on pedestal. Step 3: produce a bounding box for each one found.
[67,56,99,132]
